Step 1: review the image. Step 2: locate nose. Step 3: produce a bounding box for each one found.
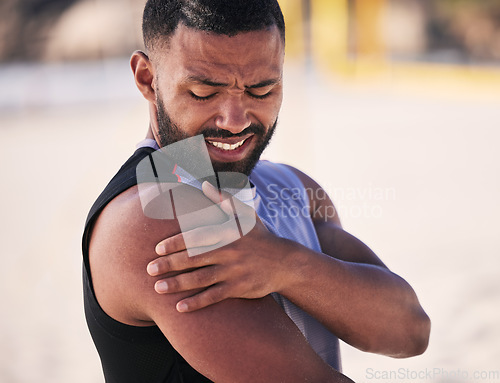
[214,95,251,134]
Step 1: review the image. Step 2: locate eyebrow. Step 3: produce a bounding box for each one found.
[184,75,281,89]
[246,78,281,89]
[185,76,228,87]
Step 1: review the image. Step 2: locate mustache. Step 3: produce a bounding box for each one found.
[200,124,266,139]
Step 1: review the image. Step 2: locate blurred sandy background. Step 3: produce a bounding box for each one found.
[1,1,499,382]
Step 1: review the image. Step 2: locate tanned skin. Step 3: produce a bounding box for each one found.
[89,24,430,382]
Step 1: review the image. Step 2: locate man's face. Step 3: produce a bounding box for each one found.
[150,24,284,175]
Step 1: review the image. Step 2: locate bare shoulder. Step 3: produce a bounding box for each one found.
[89,182,227,324]
[88,182,348,382]
[89,184,179,325]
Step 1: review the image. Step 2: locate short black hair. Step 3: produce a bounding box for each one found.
[142,0,285,51]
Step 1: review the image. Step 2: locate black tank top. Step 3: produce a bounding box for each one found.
[82,147,212,383]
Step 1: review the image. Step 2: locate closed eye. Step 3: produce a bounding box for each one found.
[189,91,217,101]
[246,90,272,100]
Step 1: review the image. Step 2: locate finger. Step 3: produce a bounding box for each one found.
[154,220,243,264]
[201,181,258,231]
[156,224,222,256]
[181,225,225,250]
[154,266,220,294]
[200,180,221,202]
[148,247,220,276]
[201,181,235,216]
[148,250,188,276]
[156,233,186,255]
[202,182,259,239]
[176,283,230,312]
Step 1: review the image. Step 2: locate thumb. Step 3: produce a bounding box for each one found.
[202,181,258,237]
[201,181,234,216]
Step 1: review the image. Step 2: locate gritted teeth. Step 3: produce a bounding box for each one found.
[207,138,247,151]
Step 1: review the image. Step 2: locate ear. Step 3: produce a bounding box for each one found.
[130,50,156,102]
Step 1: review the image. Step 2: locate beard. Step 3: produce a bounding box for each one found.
[156,97,277,176]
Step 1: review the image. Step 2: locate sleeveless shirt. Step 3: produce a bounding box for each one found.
[82,146,340,382]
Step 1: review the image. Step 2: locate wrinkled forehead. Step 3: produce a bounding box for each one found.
[150,24,284,82]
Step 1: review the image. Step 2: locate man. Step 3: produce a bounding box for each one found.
[82,1,430,382]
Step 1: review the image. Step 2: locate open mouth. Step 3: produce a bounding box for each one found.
[206,137,249,151]
[204,135,254,162]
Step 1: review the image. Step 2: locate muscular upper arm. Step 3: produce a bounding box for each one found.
[284,164,387,268]
[88,184,346,382]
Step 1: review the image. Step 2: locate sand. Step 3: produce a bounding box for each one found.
[0,59,499,382]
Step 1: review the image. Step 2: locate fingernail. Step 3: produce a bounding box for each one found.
[202,180,214,188]
[155,281,168,293]
[155,243,164,255]
[147,262,159,276]
[202,181,218,192]
[177,302,188,312]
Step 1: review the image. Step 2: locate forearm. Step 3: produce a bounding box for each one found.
[147,181,430,357]
[278,232,430,357]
